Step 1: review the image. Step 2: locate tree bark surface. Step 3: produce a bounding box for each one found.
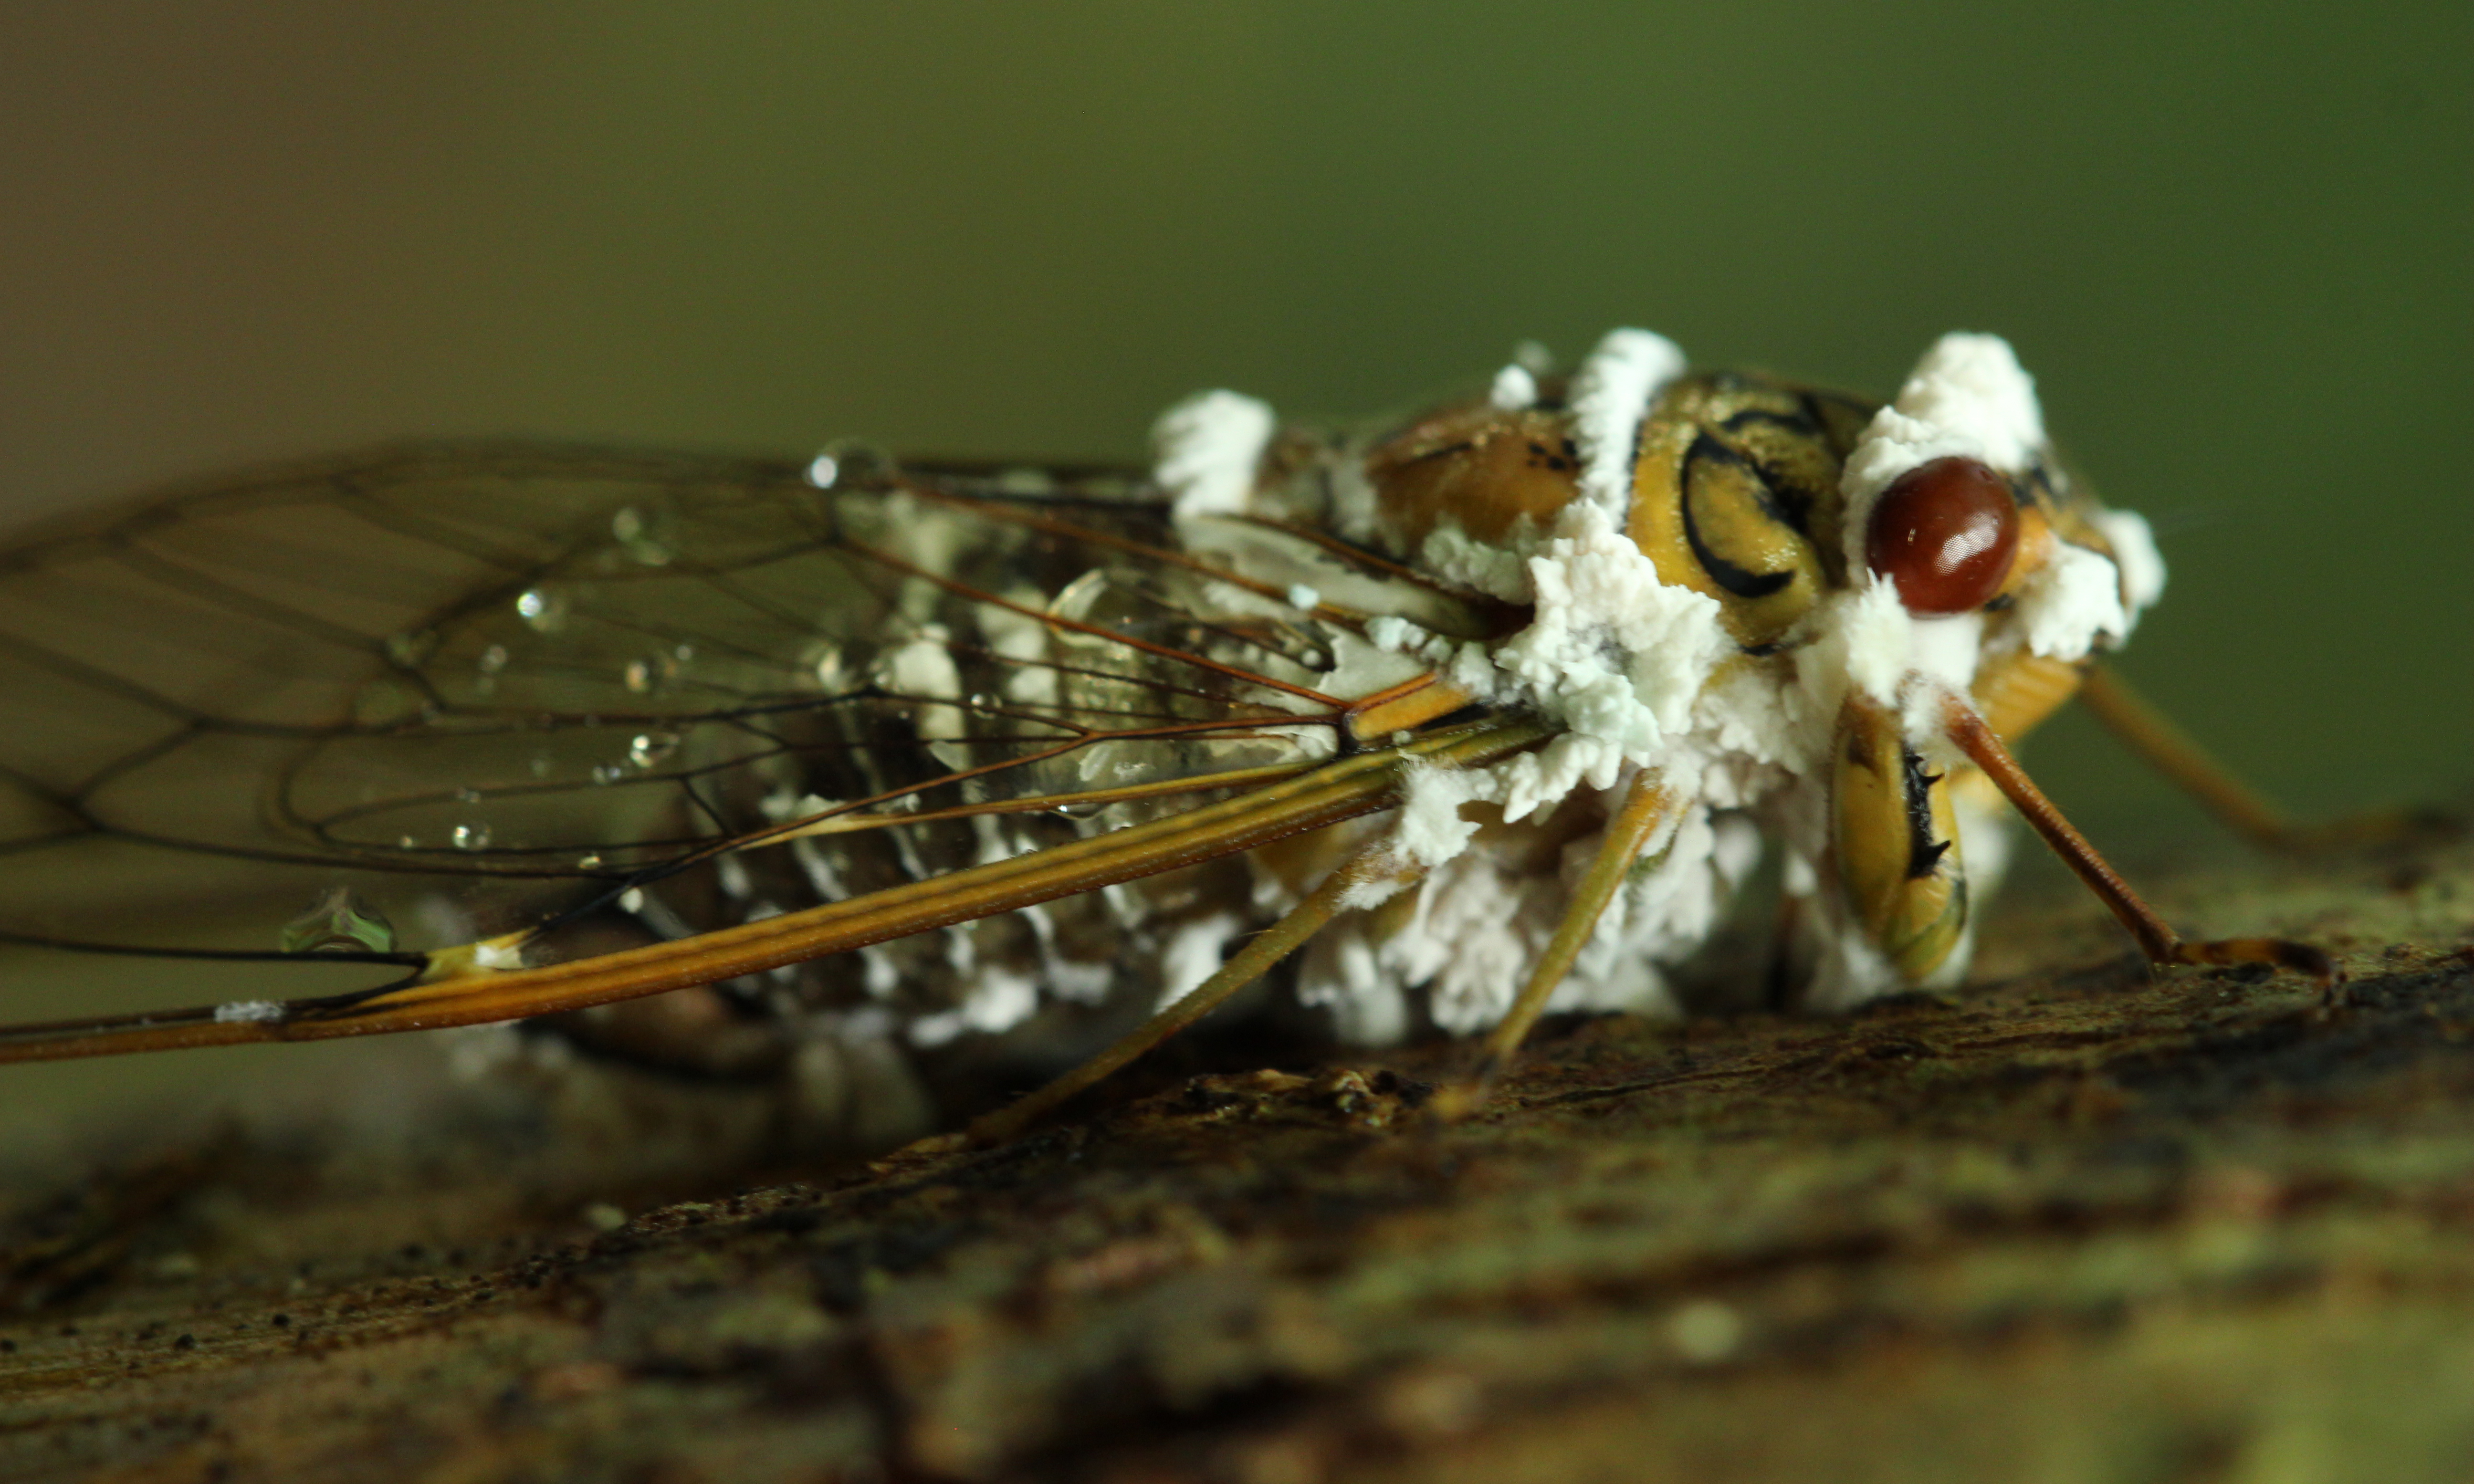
[3,832,2472,1483]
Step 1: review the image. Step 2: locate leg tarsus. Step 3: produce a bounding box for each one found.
[2080,665,2459,857]
[1942,691,2334,985]
[2165,934,2337,984]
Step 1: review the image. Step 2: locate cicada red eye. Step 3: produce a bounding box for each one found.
[1864,456,2021,614]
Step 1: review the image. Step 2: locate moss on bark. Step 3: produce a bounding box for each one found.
[3,828,2473,1482]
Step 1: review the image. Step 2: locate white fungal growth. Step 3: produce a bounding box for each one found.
[1153,388,1276,522]
[1568,328,1688,515]
[884,628,966,741]
[472,941,527,971]
[1489,362,1540,411]
[1488,501,1730,773]
[1154,911,1245,1010]
[2091,507,2168,625]
[906,964,1041,1048]
[2017,541,2131,662]
[213,999,287,1024]
[1840,333,2047,580]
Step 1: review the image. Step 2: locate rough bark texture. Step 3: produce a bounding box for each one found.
[4,828,2473,1483]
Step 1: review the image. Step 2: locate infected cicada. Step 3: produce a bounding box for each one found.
[0,330,2328,1138]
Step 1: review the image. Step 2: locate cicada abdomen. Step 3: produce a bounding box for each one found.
[0,329,2325,1141]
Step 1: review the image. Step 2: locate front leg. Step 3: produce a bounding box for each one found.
[1831,691,1973,986]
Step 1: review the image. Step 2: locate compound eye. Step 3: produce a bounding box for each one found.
[1865,456,2021,614]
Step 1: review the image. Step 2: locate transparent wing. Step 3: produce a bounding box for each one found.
[0,440,1500,1039]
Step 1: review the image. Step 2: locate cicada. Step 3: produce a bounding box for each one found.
[0,329,2327,1139]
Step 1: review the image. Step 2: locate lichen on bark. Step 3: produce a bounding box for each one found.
[3,828,2473,1482]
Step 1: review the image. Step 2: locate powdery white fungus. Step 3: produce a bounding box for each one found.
[1316,627,1431,703]
[2016,541,2131,662]
[472,941,526,971]
[1487,502,1730,775]
[1489,362,1540,411]
[1415,523,1530,601]
[884,629,966,741]
[1155,911,1245,1010]
[1840,333,2046,580]
[812,327,2170,1057]
[213,1000,286,1024]
[906,964,1041,1048]
[1568,328,1688,515]
[2091,507,2168,617]
[1153,389,1276,523]
[1295,926,1410,1045]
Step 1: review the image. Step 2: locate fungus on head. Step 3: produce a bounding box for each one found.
[1840,333,2044,615]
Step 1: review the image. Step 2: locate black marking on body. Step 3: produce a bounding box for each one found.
[1900,743,1952,879]
[1525,439,1576,474]
[1680,434,1797,598]
[2019,461,2058,507]
[1691,429,1823,535]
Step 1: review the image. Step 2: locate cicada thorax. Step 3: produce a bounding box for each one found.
[1361,372,1876,647]
[1624,375,1876,650]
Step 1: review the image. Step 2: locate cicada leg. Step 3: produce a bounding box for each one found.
[963,839,1423,1148]
[2077,665,2459,853]
[1831,692,1972,986]
[1939,692,2332,979]
[1429,769,1678,1118]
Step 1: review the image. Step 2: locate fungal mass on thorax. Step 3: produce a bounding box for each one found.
[1150,327,2164,1032]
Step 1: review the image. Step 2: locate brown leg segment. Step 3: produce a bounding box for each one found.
[1430,770,1677,1118]
[2077,665,2454,854]
[2076,665,2294,848]
[966,839,1421,1147]
[1940,692,2332,981]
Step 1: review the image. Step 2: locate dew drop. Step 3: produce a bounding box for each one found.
[278,888,398,955]
[611,506,674,567]
[622,659,653,693]
[807,439,895,489]
[591,763,623,785]
[451,822,492,851]
[453,786,482,804]
[477,644,510,675]
[628,731,679,769]
[577,853,603,869]
[515,588,569,632]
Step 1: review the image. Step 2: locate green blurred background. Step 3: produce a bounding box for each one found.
[0,2,2464,1146]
